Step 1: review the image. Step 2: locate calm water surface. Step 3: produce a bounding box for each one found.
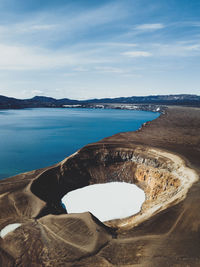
[0,108,159,179]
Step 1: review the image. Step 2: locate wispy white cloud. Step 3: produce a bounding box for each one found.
[73,66,89,72]
[183,44,200,51]
[20,24,57,32]
[122,51,152,57]
[152,42,200,56]
[66,2,128,31]
[0,44,109,71]
[0,44,70,70]
[94,66,124,73]
[31,89,44,95]
[0,23,58,36]
[0,1,129,48]
[98,42,137,47]
[189,22,200,27]
[63,73,76,77]
[135,23,165,31]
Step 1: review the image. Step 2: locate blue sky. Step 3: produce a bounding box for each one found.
[0,0,199,99]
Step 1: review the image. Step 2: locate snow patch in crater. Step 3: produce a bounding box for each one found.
[62,182,145,222]
[0,223,21,238]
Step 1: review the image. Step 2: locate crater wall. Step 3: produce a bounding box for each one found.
[31,144,198,229]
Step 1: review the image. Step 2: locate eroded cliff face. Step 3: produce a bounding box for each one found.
[31,144,198,229]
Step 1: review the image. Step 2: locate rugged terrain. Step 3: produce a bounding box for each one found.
[0,94,200,109]
[0,106,200,266]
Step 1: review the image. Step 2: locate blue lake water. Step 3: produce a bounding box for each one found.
[0,108,159,180]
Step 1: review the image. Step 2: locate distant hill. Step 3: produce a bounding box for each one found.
[0,94,200,109]
[87,94,200,105]
[0,95,80,109]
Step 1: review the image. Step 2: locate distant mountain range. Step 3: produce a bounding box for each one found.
[0,94,200,109]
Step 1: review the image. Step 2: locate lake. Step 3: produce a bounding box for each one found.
[0,108,159,180]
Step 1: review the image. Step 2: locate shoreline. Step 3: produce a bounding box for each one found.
[0,107,160,180]
[0,102,166,113]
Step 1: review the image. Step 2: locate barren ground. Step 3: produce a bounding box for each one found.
[0,106,200,266]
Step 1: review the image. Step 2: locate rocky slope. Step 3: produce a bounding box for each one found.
[0,106,200,266]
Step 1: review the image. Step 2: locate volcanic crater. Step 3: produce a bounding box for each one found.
[31,144,198,230]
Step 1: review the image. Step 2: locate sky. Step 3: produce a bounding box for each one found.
[0,0,199,99]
